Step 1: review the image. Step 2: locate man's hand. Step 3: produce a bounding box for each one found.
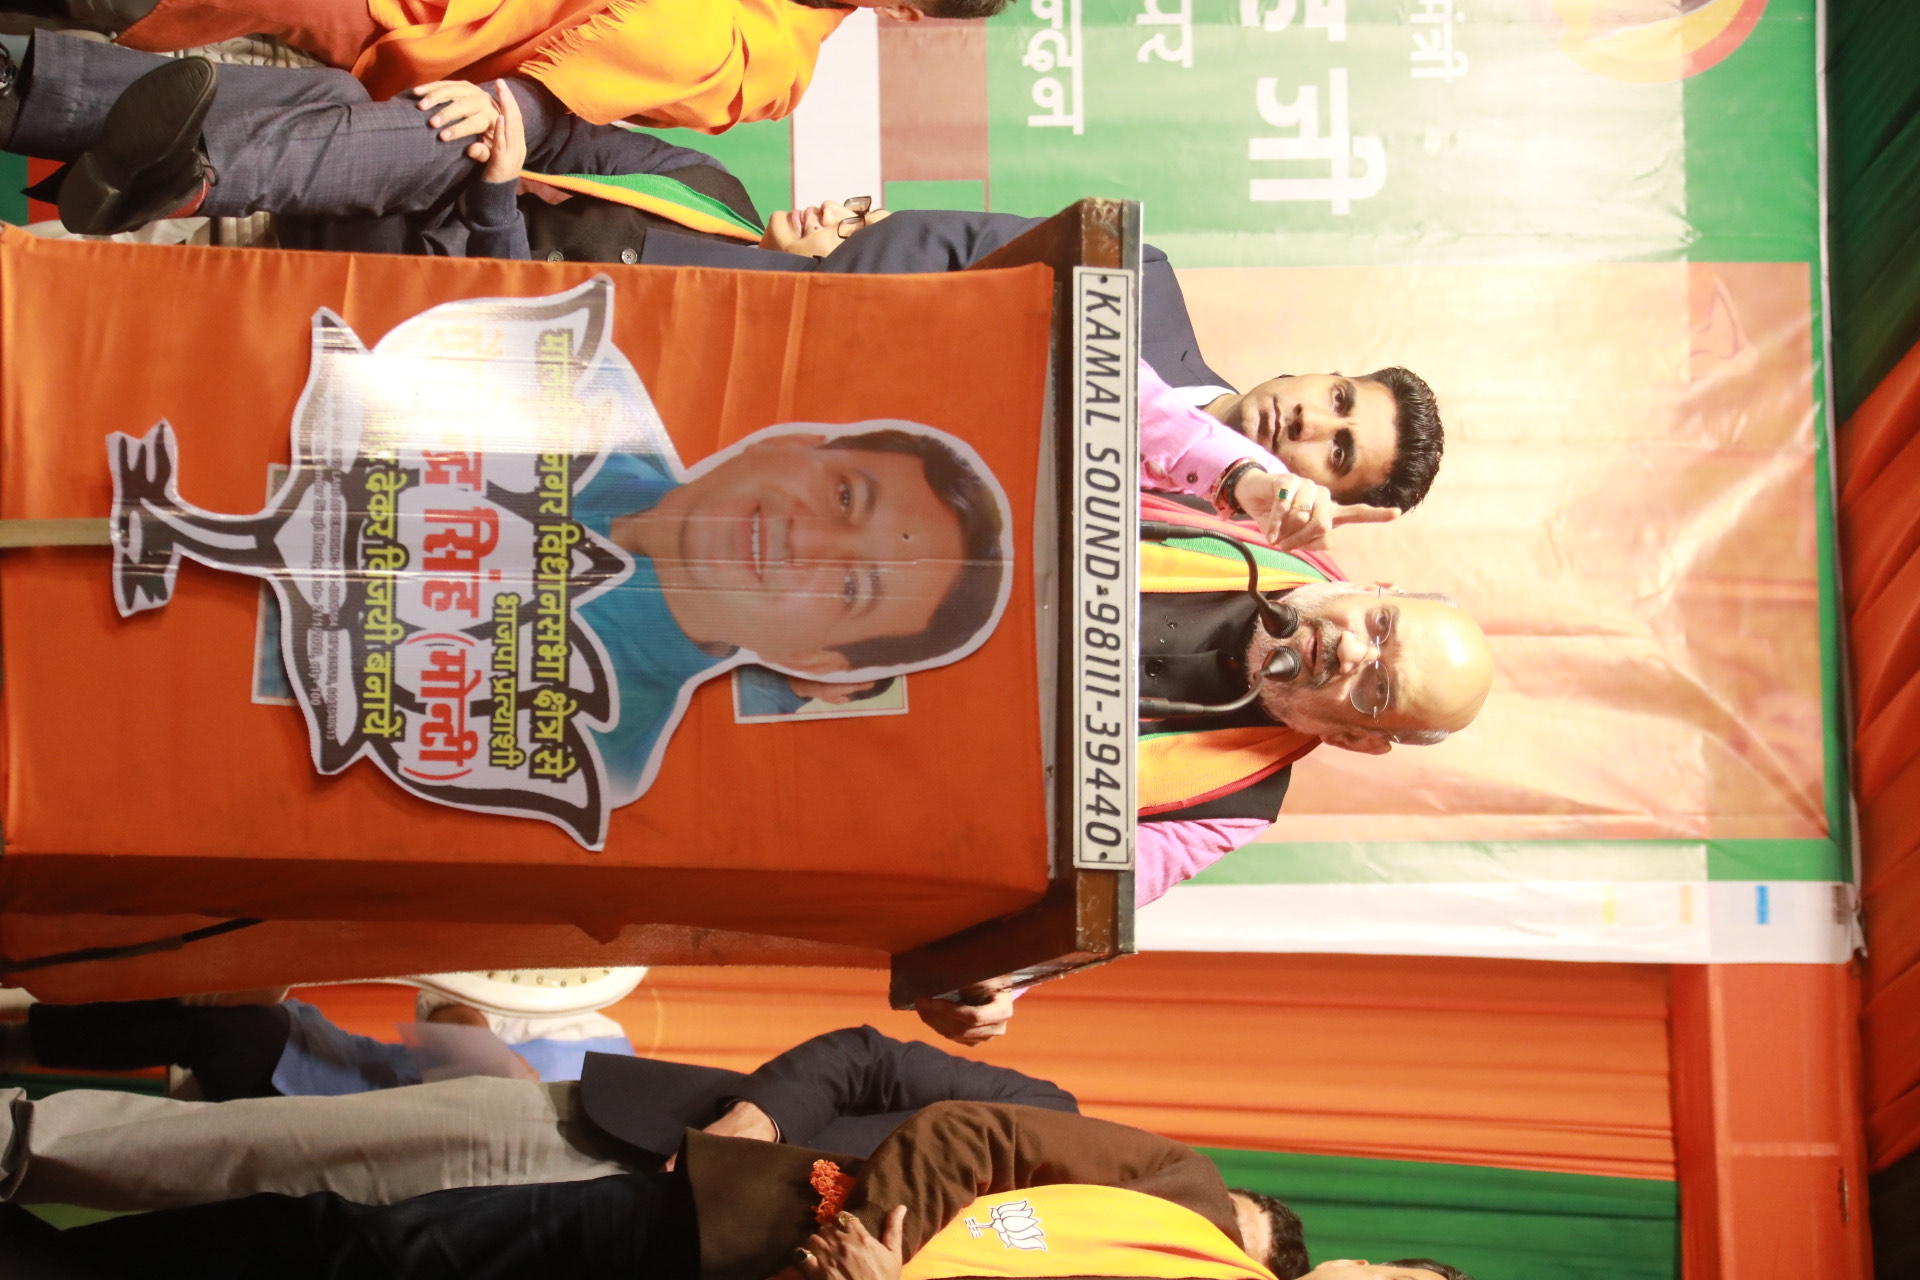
[478,80,526,183]
[665,1098,778,1170]
[424,1001,491,1028]
[914,976,1016,1046]
[413,80,500,146]
[795,1207,908,1280]
[1232,468,1400,553]
[705,1098,779,1143]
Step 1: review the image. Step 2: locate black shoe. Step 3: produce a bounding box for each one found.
[59,55,215,236]
[68,0,161,29]
[0,42,19,149]
[0,0,159,33]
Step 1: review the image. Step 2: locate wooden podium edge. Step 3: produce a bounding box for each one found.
[889,198,1141,1008]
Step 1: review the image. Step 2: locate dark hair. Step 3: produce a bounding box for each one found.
[1387,1260,1475,1280]
[1225,1189,1309,1280]
[822,429,1006,671]
[846,676,898,703]
[915,0,1011,15]
[1354,366,1443,513]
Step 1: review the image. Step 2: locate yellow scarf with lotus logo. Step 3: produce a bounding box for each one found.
[902,1186,1274,1280]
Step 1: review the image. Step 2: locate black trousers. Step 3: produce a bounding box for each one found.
[58,1171,698,1280]
[27,1000,292,1101]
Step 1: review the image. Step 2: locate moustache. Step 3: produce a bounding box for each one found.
[1300,617,1340,688]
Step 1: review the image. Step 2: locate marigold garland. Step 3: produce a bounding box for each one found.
[809,1159,854,1225]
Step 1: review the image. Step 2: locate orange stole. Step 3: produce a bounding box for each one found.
[360,0,848,129]
[903,1186,1273,1280]
[1135,534,1328,816]
[1136,725,1320,816]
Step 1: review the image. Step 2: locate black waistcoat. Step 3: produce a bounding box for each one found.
[1137,590,1295,824]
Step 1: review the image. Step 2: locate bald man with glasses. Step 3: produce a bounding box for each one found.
[918,384,1493,1047]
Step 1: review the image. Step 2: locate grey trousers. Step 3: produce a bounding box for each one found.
[10,31,571,221]
[0,1076,641,1212]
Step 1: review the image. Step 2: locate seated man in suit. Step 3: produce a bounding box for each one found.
[0,32,763,246]
[11,1101,1460,1280]
[0,1026,1075,1211]
[0,1031,1317,1277]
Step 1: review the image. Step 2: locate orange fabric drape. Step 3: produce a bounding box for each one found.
[1838,336,1920,1170]
[469,953,1679,1181]
[1670,965,1871,1280]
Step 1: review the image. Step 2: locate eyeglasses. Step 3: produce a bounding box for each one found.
[1348,586,1395,719]
[836,196,877,239]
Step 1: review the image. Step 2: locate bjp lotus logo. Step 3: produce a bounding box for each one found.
[962,1200,1048,1251]
[1544,0,1769,82]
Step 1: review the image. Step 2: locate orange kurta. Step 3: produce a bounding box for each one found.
[359,0,849,129]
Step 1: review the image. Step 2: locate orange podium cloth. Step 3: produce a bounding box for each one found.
[0,231,1054,984]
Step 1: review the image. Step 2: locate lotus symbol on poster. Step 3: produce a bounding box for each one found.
[102,278,1015,849]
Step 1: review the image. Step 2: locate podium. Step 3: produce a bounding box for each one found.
[0,201,1141,1008]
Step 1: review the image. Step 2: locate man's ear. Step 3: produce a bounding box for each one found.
[877,3,925,19]
[769,650,854,676]
[1324,728,1392,755]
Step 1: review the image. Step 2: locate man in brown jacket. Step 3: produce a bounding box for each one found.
[16,1101,1413,1280]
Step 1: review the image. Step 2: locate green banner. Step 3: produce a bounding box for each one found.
[1206,1146,1677,1280]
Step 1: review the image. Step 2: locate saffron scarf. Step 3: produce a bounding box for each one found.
[1136,494,1338,816]
[359,0,848,129]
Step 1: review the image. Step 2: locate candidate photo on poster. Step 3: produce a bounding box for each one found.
[574,416,1013,806]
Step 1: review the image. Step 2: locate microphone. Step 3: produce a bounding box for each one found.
[1137,648,1301,719]
[1138,519,1307,717]
[1140,521,1302,643]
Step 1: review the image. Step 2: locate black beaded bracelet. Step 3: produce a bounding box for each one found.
[1213,459,1263,517]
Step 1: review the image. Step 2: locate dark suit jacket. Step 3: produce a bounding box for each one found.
[516,163,763,265]
[684,1101,1241,1280]
[277,128,760,262]
[579,1025,1077,1163]
[640,210,1233,394]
